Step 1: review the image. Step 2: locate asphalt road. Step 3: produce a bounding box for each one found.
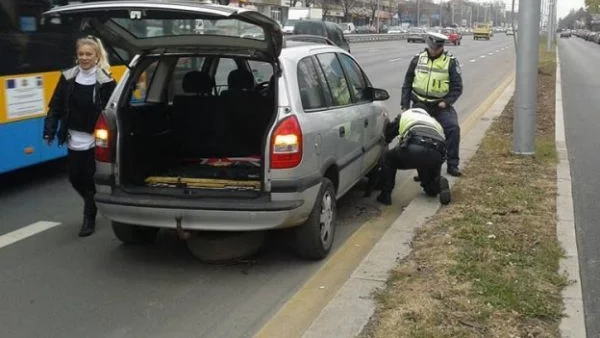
[558,36,600,337]
[0,35,515,338]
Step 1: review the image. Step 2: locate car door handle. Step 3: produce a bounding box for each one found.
[364,119,369,127]
[339,126,345,137]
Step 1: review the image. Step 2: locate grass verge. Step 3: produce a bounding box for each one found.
[360,45,567,337]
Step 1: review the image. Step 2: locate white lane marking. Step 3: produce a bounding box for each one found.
[0,221,61,249]
[480,55,486,58]
[495,49,500,52]
[389,57,402,62]
[469,59,476,62]
[488,52,494,55]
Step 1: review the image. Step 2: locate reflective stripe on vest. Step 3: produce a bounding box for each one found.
[411,51,451,101]
[398,111,445,142]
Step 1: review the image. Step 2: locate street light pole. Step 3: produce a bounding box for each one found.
[546,0,553,51]
[440,0,443,27]
[513,0,542,155]
[416,0,420,27]
[376,0,380,33]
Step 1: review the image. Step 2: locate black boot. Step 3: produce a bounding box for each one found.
[377,191,392,205]
[447,167,462,177]
[79,216,96,237]
[439,177,451,205]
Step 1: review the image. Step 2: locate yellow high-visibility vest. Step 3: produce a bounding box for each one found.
[398,110,445,142]
[411,51,451,102]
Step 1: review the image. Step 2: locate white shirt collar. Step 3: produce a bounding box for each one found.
[75,66,97,85]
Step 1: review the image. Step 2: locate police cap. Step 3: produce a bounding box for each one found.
[426,32,447,49]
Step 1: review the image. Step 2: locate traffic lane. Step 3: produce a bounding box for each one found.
[0,41,515,338]
[559,37,600,337]
[0,159,77,236]
[350,34,513,71]
[355,35,515,122]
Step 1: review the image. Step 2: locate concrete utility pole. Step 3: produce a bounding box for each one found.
[513,0,542,155]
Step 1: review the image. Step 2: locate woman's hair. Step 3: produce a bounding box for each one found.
[76,35,111,73]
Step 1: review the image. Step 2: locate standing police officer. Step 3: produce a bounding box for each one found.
[376,105,451,206]
[401,32,464,177]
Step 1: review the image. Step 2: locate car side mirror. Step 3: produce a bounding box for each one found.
[367,87,390,101]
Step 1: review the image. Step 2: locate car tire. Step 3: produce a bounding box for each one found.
[293,178,337,260]
[111,221,159,244]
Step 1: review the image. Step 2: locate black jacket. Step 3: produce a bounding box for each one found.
[400,49,463,111]
[43,66,116,145]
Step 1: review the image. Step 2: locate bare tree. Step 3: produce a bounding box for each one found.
[314,0,339,19]
[340,0,359,21]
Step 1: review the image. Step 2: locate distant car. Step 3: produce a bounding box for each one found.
[406,27,427,43]
[442,28,462,45]
[560,30,571,38]
[506,28,514,36]
[293,20,351,53]
[339,22,356,34]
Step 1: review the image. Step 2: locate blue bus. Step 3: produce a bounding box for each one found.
[0,0,130,174]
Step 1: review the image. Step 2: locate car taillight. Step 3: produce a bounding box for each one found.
[94,113,112,163]
[271,115,303,169]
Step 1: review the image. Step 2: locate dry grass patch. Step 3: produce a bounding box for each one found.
[360,46,567,337]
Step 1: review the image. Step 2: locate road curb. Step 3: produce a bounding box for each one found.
[555,50,587,338]
[300,80,515,338]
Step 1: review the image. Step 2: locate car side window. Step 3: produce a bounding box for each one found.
[248,60,273,84]
[297,57,327,110]
[215,57,238,93]
[171,56,206,97]
[338,54,369,103]
[316,53,352,107]
[130,59,159,104]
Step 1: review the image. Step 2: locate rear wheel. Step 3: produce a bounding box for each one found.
[112,222,159,244]
[293,178,337,260]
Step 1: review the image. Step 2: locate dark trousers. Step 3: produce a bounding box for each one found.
[67,148,97,219]
[412,102,461,168]
[380,142,444,196]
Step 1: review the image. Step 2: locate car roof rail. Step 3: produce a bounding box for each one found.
[283,35,336,48]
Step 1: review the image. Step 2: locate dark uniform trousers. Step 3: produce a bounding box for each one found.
[67,148,97,219]
[380,137,446,196]
[413,102,460,169]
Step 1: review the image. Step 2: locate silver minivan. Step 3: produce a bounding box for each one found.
[44,1,390,260]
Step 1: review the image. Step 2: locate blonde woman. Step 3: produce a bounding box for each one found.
[43,36,116,237]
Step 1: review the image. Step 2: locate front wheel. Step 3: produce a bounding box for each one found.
[292,178,337,260]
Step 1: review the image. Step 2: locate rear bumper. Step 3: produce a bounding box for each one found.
[95,185,320,231]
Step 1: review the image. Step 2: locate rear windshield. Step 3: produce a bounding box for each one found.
[112,18,265,41]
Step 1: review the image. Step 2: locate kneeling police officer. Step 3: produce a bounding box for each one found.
[377,105,451,206]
